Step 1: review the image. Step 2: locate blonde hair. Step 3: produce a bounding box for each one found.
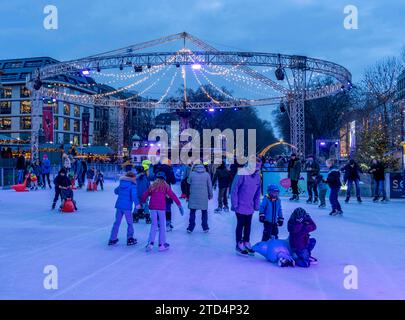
[149,178,168,192]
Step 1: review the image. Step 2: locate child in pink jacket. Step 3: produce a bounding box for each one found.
[141,171,184,252]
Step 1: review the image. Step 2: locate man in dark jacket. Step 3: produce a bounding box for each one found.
[16,152,26,184]
[341,159,362,203]
[52,168,72,210]
[305,155,320,204]
[369,159,386,202]
[212,163,232,213]
[288,153,302,201]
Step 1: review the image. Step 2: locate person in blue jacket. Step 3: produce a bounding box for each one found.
[108,171,140,246]
[259,184,284,241]
[41,154,52,189]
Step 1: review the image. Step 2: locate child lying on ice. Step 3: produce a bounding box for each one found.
[252,238,295,267]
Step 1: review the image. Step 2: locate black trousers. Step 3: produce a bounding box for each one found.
[53,188,61,204]
[262,222,279,241]
[235,213,253,244]
[291,179,299,196]
[307,181,318,199]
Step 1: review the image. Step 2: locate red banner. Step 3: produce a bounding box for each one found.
[82,112,90,145]
[42,105,54,143]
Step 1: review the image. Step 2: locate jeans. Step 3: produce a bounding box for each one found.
[110,209,134,240]
[235,213,253,244]
[293,238,316,268]
[17,169,24,184]
[148,210,166,245]
[374,179,386,198]
[307,181,318,200]
[218,187,228,208]
[42,173,51,188]
[347,179,360,198]
[329,187,341,211]
[318,188,327,206]
[188,209,209,231]
[291,179,299,196]
[262,222,278,241]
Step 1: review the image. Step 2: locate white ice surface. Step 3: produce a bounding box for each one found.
[0,181,405,300]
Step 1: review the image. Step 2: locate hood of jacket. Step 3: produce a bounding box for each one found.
[192,164,206,173]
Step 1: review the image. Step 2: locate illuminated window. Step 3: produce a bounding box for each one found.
[20,117,31,130]
[54,117,58,130]
[0,87,12,99]
[0,101,11,114]
[63,103,70,116]
[20,86,30,98]
[0,118,11,130]
[73,135,80,145]
[20,101,31,114]
[63,118,70,131]
[74,119,80,132]
[74,105,80,117]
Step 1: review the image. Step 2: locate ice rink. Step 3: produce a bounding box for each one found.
[1,180,405,300]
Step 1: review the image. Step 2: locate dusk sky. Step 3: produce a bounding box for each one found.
[1,0,404,125]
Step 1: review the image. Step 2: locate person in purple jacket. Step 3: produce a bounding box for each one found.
[231,157,262,256]
[287,207,317,267]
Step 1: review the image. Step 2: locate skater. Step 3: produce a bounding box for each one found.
[52,168,71,210]
[16,152,26,184]
[287,153,301,201]
[73,157,84,188]
[134,166,151,224]
[315,173,328,208]
[305,155,320,204]
[80,159,87,189]
[341,159,362,203]
[326,158,343,216]
[95,169,104,191]
[86,167,95,191]
[252,238,295,267]
[41,154,52,189]
[154,160,176,231]
[29,171,38,190]
[187,163,213,233]
[231,157,262,256]
[141,172,184,252]
[108,172,140,246]
[62,153,71,173]
[212,163,232,213]
[288,207,317,268]
[180,163,192,199]
[369,159,387,202]
[259,184,284,241]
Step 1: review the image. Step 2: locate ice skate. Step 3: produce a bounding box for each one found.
[244,242,255,256]
[235,242,249,256]
[345,196,350,204]
[214,207,222,214]
[166,222,173,232]
[145,214,151,224]
[318,203,326,208]
[127,237,137,246]
[145,242,154,252]
[203,228,209,233]
[381,197,388,203]
[223,207,229,213]
[357,197,362,203]
[158,243,170,251]
[336,210,343,216]
[133,213,139,223]
[373,196,379,202]
[309,256,318,265]
[108,239,119,246]
[329,209,337,216]
[186,228,192,234]
[289,195,296,201]
[306,198,312,204]
[313,197,318,204]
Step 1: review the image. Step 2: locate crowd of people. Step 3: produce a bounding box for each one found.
[9,149,392,268]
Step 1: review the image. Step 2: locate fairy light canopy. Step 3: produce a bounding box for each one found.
[27,32,352,157]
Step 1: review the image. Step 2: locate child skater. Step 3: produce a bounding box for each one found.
[95,169,104,191]
[59,184,78,211]
[326,158,343,216]
[108,171,140,246]
[287,207,317,267]
[86,167,95,191]
[141,171,184,252]
[259,184,284,241]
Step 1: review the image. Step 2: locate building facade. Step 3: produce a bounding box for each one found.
[0,57,95,146]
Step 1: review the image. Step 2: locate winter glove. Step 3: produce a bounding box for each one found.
[259,214,265,223]
[277,217,284,227]
[178,205,184,216]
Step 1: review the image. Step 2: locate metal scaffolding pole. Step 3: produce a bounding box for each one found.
[30,90,41,162]
[290,56,307,157]
[117,102,125,163]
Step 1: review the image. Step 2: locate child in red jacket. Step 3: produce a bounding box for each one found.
[141,171,184,252]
